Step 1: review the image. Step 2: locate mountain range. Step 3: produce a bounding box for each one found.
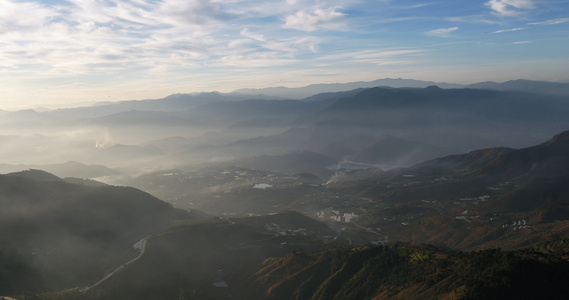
[234,78,569,99]
[2,79,569,176]
[2,78,569,299]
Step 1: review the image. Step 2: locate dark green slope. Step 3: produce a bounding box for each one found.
[0,173,198,293]
[20,209,569,300]
[55,239,569,300]
[70,212,340,300]
[6,169,64,182]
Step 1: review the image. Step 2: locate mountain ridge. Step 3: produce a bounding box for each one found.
[233,78,569,99]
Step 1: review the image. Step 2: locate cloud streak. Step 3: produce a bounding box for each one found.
[425,27,459,37]
[0,0,346,77]
[494,27,526,33]
[528,18,569,25]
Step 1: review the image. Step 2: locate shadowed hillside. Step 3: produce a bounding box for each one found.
[0,172,202,293]
[246,243,569,300]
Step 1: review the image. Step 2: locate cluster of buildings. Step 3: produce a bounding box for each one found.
[317,209,360,223]
[459,195,491,202]
[502,220,531,230]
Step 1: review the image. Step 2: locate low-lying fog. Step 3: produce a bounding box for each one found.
[2,84,569,187]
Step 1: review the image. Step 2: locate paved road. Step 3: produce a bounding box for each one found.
[80,237,148,291]
[125,238,147,266]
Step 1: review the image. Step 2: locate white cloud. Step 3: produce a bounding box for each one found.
[513,41,529,44]
[425,27,459,37]
[0,0,58,31]
[0,0,350,83]
[1,0,337,81]
[494,27,526,33]
[0,0,238,77]
[485,0,534,16]
[528,18,569,25]
[157,0,237,26]
[283,7,346,31]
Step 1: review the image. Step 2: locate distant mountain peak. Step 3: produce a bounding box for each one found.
[545,129,569,146]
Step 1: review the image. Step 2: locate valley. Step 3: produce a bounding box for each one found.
[1,80,569,299]
[3,0,569,297]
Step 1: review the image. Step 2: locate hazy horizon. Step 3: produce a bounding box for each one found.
[1,0,568,109]
[1,76,569,111]
[2,2,569,297]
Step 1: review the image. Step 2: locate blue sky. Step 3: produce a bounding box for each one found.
[0,0,568,109]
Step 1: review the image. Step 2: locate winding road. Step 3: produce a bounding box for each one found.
[80,237,148,291]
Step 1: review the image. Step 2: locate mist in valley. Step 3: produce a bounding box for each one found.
[2,82,569,220]
[2,0,569,297]
[2,82,568,185]
[3,80,569,299]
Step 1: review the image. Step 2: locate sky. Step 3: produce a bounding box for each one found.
[0,0,568,109]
